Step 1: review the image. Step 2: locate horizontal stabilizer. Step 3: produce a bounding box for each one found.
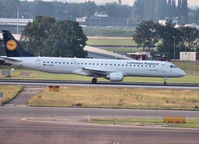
[0,56,22,62]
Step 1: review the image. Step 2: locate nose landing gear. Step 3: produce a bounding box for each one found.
[164,77,168,86]
[92,78,97,84]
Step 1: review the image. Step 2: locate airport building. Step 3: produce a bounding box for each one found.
[0,18,32,34]
[180,52,199,61]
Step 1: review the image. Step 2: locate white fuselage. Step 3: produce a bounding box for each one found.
[5,57,186,80]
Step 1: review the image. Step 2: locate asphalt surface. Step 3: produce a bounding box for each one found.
[0,81,199,144]
[0,106,199,144]
[0,79,199,89]
[7,86,44,105]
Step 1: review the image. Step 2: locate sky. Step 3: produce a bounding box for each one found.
[35,0,199,6]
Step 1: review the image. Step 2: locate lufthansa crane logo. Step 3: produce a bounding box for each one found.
[6,40,17,51]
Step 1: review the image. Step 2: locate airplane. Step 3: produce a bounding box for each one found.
[0,30,186,85]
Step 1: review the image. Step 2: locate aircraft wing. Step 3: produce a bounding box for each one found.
[82,67,112,77]
[0,56,22,62]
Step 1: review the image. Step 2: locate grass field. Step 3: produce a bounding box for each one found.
[101,47,142,53]
[173,61,199,74]
[87,39,136,46]
[87,118,199,128]
[28,86,199,110]
[101,47,158,53]
[0,68,198,84]
[0,85,22,105]
[83,27,135,37]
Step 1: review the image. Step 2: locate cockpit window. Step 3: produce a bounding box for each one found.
[170,65,177,68]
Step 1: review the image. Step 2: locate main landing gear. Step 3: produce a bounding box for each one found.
[92,78,97,84]
[164,77,168,86]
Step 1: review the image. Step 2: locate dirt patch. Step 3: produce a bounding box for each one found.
[6,86,45,105]
[19,72,33,76]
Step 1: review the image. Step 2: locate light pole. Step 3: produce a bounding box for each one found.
[17,5,19,34]
[173,36,176,59]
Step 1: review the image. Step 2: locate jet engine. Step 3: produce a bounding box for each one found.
[107,72,123,82]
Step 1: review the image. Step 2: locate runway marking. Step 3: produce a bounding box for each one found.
[1,81,199,90]
[20,117,199,132]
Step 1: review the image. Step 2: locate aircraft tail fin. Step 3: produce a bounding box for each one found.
[2,30,33,57]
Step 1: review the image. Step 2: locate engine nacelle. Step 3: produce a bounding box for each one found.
[108,72,123,82]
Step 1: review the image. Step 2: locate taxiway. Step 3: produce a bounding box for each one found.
[0,79,199,89]
[0,80,199,144]
[0,106,199,144]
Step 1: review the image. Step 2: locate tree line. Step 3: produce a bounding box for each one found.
[1,0,199,25]
[134,20,199,59]
[131,0,188,24]
[0,0,131,20]
[21,16,87,58]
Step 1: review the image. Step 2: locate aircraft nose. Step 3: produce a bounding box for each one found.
[182,70,186,77]
[178,69,186,77]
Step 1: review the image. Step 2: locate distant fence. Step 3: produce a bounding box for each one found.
[79,17,137,27]
[173,61,199,74]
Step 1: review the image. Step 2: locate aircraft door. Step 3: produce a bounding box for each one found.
[36,59,41,69]
[161,63,167,74]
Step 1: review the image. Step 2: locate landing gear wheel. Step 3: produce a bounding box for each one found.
[164,77,168,86]
[92,78,97,84]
